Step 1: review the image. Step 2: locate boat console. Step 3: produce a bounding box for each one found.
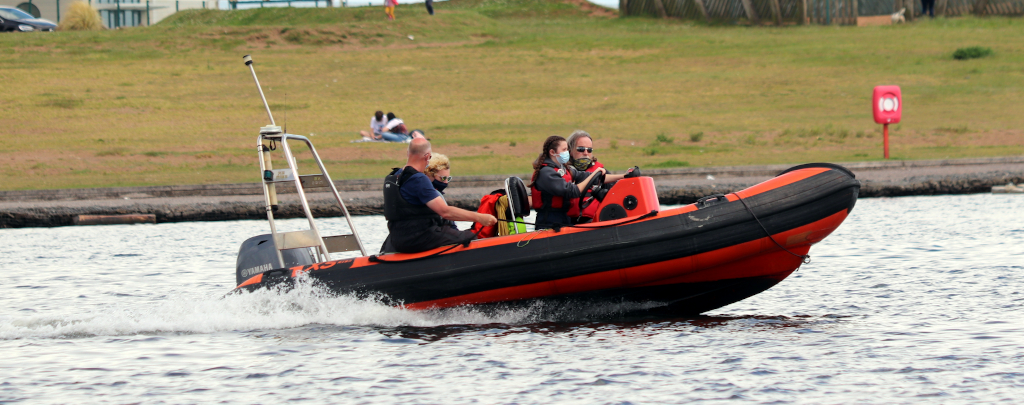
[590,176,660,222]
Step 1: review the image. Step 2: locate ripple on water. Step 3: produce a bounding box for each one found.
[0,196,1023,403]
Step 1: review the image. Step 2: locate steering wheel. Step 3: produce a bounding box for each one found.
[578,170,605,213]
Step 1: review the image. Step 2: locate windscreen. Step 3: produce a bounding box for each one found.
[0,8,35,19]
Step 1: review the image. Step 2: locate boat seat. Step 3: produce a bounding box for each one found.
[505,176,530,234]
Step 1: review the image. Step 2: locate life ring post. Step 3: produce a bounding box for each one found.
[872,85,901,160]
[883,123,889,159]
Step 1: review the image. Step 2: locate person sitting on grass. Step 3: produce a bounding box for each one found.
[359,110,388,140]
[380,112,410,143]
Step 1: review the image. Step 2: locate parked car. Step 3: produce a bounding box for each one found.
[0,6,56,32]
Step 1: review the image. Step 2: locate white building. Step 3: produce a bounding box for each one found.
[9,0,441,28]
[8,0,212,28]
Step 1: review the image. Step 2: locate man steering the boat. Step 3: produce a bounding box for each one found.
[564,130,635,224]
[382,138,497,253]
[529,135,606,230]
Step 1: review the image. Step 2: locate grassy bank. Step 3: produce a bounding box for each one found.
[2,2,1022,190]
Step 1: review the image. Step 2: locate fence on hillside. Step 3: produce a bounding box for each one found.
[621,0,1024,24]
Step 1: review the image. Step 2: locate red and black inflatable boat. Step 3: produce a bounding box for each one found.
[234,163,859,315]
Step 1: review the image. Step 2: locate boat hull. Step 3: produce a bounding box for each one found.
[236,164,859,315]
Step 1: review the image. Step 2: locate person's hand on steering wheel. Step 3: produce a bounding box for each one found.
[579,168,606,213]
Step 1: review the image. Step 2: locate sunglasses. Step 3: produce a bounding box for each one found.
[437,176,453,182]
[576,147,594,153]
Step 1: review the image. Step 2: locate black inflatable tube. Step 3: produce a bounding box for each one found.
[294,169,859,304]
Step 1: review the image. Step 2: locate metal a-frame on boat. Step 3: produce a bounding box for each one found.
[235,55,367,284]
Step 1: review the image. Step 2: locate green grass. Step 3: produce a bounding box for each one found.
[649,159,690,168]
[1,2,1023,190]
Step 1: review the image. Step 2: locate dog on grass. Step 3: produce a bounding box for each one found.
[892,7,906,23]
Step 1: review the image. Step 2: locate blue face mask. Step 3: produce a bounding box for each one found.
[432,179,448,193]
[557,150,571,164]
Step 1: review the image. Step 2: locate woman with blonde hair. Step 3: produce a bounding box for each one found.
[425,153,452,194]
[426,153,457,230]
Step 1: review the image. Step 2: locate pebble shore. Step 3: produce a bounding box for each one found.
[2,157,1022,228]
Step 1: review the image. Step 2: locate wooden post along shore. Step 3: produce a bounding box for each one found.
[73,214,157,226]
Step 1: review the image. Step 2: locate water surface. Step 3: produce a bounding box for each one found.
[2,195,1023,403]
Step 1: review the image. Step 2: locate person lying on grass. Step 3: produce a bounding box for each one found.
[380,112,410,142]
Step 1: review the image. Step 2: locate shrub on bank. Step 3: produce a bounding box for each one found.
[953,46,992,60]
[58,2,105,31]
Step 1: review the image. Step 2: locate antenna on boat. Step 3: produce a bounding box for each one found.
[245,54,281,214]
[243,54,276,126]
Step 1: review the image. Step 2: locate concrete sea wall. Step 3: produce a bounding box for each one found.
[2,157,1022,228]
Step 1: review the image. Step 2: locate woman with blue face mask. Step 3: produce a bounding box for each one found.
[529,135,606,230]
[425,153,458,230]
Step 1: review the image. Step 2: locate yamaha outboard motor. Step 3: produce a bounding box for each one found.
[235,234,316,286]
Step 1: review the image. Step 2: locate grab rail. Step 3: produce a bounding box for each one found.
[246,55,367,267]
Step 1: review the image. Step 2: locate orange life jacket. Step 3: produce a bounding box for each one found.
[530,163,576,212]
[567,161,605,219]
